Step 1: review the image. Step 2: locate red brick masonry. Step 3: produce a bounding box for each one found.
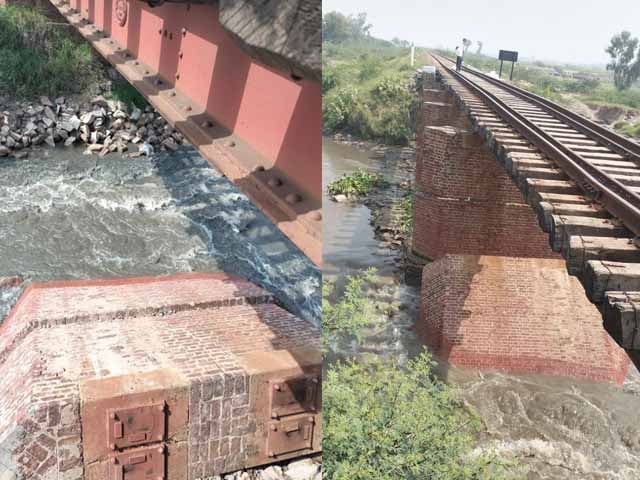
[0,273,320,480]
[419,255,630,383]
[412,124,557,260]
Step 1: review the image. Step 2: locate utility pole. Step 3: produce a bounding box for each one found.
[411,43,415,66]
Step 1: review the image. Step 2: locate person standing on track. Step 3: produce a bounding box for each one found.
[455,45,463,72]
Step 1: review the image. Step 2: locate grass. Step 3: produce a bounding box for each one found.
[0,5,99,98]
[323,36,420,145]
[327,169,386,197]
[106,78,149,110]
[614,120,640,137]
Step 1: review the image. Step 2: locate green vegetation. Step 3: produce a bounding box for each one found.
[325,355,508,480]
[323,271,513,479]
[0,5,99,98]
[323,12,419,145]
[398,188,414,235]
[322,268,377,353]
[327,169,386,197]
[614,120,640,138]
[606,31,640,90]
[107,78,149,110]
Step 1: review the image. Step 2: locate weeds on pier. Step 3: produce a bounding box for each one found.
[327,169,386,197]
[0,5,97,98]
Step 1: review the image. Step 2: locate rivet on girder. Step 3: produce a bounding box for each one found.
[175,73,180,80]
[170,91,176,97]
[184,106,192,112]
[268,178,282,188]
[286,193,302,205]
[270,425,277,431]
[154,79,163,86]
[254,166,266,172]
[226,141,236,148]
[158,29,162,35]
[181,27,187,36]
[268,451,275,458]
[201,120,213,128]
[178,52,184,59]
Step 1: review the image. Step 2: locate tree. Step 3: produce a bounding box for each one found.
[462,37,472,54]
[606,31,640,90]
[322,11,372,44]
[476,40,484,55]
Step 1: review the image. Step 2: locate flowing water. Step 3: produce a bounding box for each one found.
[323,136,640,479]
[0,145,320,324]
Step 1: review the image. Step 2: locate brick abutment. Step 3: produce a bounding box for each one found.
[0,273,321,479]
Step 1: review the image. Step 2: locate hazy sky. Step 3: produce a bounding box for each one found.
[323,0,640,66]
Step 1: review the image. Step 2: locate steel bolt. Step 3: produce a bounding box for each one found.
[110,413,116,420]
[268,451,275,458]
[175,73,180,80]
[184,105,192,112]
[308,416,314,423]
[109,443,116,450]
[181,27,187,36]
[271,411,278,419]
[179,52,184,59]
[157,447,164,453]
[270,425,277,431]
[170,91,176,97]
[273,383,281,391]
[268,178,283,188]
[112,458,118,465]
[286,193,302,204]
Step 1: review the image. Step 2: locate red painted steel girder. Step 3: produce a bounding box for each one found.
[51,0,321,265]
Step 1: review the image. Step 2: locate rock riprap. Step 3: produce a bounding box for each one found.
[0,92,185,159]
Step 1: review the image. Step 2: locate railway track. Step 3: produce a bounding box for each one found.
[429,53,640,357]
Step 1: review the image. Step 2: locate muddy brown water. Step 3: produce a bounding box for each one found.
[323,136,640,479]
[0,145,320,324]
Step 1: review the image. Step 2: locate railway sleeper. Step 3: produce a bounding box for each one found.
[536,202,609,232]
[603,291,640,350]
[524,178,580,204]
[549,215,629,253]
[566,236,640,276]
[584,261,640,304]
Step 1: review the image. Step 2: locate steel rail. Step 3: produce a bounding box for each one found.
[430,53,640,236]
[435,53,640,161]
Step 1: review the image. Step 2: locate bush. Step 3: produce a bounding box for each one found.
[327,169,386,197]
[322,268,377,353]
[323,87,361,131]
[324,353,508,480]
[0,5,98,98]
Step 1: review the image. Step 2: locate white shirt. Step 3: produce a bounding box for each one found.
[456,48,462,58]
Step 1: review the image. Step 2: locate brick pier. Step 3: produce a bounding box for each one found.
[414,70,629,382]
[0,273,321,479]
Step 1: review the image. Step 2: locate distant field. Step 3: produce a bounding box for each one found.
[433,48,640,137]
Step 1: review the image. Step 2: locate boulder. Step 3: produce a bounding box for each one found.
[64,136,76,147]
[130,106,142,121]
[43,107,56,122]
[283,459,320,480]
[40,96,54,107]
[0,145,9,157]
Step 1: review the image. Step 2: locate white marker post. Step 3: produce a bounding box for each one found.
[410,44,415,66]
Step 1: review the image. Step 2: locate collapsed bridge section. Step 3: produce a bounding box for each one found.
[0,273,321,479]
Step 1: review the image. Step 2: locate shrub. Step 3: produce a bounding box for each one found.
[327,169,386,197]
[322,268,377,353]
[0,5,98,98]
[324,353,508,480]
[323,87,361,131]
